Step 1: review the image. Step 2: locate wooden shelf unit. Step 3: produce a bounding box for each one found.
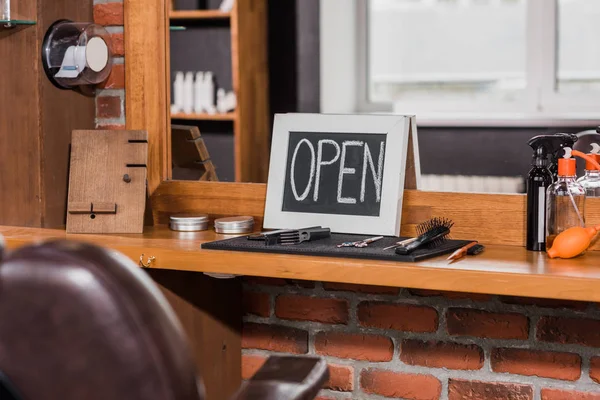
[3,225,600,302]
[168,1,270,183]
[171,112,236,121]
[170,10,231,20]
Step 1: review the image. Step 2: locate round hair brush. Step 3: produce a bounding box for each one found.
[547,224,600,259]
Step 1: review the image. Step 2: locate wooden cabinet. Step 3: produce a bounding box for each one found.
[0,0,95,227]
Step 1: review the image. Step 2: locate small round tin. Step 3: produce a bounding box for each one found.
[169,214,209,232]
[214,216,254,234]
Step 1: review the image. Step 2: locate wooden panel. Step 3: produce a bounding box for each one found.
[3,225,600,302]
[0,0,40,227]
[147,269,241,400]
[125,0,169,194]
[67,130,148,233]
[150,181,600,250]
[172,112,236,121]
[231,0,270,182]
[38,0,95,227]
[151,181,266,225]
[170,10,231,20]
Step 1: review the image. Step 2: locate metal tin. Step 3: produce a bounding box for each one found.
[214,216,254,234]
[169,214,209,232]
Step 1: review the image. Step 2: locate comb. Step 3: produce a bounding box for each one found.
[279,227,331,245]
[395,217,454,255]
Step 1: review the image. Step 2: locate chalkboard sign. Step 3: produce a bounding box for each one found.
[264,114,420,235]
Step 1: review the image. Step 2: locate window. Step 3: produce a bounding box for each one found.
[321,0,600,126]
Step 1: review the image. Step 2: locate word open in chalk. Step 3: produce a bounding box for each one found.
[282,131,387,216]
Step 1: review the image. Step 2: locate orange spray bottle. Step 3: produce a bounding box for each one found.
[546,148,600,258]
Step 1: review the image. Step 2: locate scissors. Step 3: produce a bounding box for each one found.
[337,236,384,248]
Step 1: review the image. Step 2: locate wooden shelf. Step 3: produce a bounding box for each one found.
[171,112,236,121]
[170,10,231,20]
[3,225,600,302]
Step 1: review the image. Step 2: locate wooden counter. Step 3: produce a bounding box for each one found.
[2,225,600,302]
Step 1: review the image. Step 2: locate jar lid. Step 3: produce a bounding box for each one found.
[214,216,254,234]
[170,214,209,232]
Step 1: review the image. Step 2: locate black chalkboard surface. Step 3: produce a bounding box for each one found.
[282,131,387,216]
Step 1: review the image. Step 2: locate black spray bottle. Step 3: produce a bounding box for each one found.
[526,134,578,251]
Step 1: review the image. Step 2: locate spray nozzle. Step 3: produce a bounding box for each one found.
[528,133,578,168]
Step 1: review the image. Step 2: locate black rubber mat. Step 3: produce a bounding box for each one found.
[201,234,472,262]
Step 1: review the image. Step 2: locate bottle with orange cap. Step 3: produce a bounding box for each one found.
[576,143,600,198]
[545,147,600,249]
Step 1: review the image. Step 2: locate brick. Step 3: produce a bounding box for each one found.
[95,124,125,130]
[276,295,348,324]
[447,309,528,340]
[360,369,441,400]
[410,289,492,302]
[111,33,124,56]
[243,291,270,317]
[448,379,533,400]
[400,340,483,370]
[541,389,600,400]
[358,301,438,333]
[244,277,287,286]
[324,282,399,295]
[243,277,313,288]
[326,364,353,392]
[500,296,588,310]
[591,356,600,384]
[315,332,393,362]
[292,280,316,289]
[96,96,122,119]
[99,64,125,89]
[241,354,266,380]
[537,316,600,347]
[242,323,308,354]
[93,3,124,26]
[491,348,581,381]
[98,75,122,94]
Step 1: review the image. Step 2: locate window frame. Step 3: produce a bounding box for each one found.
[320,0,600,127]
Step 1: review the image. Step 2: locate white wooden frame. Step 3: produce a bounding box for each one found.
[264,113,417,236]
[321,0,600,127]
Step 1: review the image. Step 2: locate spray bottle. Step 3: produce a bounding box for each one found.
[526,134,578,251]
[546,147,600,249]
[577,143,600,198]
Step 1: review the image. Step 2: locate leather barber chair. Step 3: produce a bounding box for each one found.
[0,240,328,400]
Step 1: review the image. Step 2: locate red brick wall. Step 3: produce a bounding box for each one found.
[242,279,600,400]
[93,0,125,129]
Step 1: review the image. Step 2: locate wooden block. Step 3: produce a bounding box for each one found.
[68,202,92,214]
[92,203,117,214]
[171,125,219,181]
[67,130,148,234]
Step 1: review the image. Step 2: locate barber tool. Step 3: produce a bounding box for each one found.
[279,227,331,245]
[468,244,486,256]
[337,236,382,248]
[248,227,321,246]
[447,241,478,262]
[383,237,417,251]
[354,236,384,248]
[547,224,600,259]
[395,217,454,255]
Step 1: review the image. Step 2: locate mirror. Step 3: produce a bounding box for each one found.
[165,0,600,193]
